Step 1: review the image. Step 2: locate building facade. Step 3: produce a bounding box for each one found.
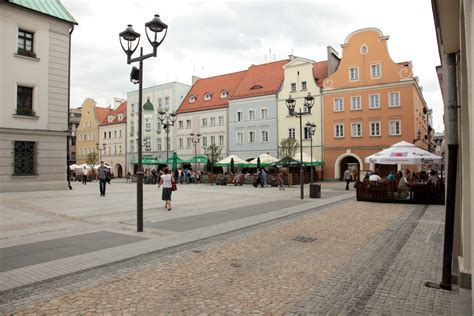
[277,56,328,178]
[126,82,190,173]
[322,28,431,180]
[228,60,288,159]
[75,98,109,165]
[99,101,127,177]
[68,108,81,166]
[176,71,247,163]
[0,0,76,192]
[432,0,473,305]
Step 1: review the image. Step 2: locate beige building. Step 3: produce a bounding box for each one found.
[99,101,127,177]
[75,98,109,164]
[432,0,473,307]
[0,1,76,192]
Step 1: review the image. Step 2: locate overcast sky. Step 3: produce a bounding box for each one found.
[64,0,443,132]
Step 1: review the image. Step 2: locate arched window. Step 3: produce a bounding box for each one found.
[189,95,196,103]
[204,92,212,101]
[220,90,228,98]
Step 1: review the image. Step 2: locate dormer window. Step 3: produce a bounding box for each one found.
[220,90,228,98]
[251,85,263,90]
[118,114,123,121]
[189,95,196,103]
[204,92,212,101]
[108,116,114,123]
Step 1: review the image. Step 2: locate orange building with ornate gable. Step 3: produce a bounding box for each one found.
[322,28,430,180]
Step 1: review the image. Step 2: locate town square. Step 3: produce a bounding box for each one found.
[0,0,473,314]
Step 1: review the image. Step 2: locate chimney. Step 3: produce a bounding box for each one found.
[288,54,296,61]
[327,46,340,76]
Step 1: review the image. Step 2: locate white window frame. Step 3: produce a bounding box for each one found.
[218,116,224,125]
[219,135,224,146]
[301,81,307,90]
[261,130,269,142]
[204,92,212,101]
[389,120,401,136]
[210,136,216,145]
[178,120,183,129]
[288,128,295,139]
[370,121,381,136]
[249,131,256,143]
[186,119,191,128]
[349,67,359,81]
[187,137,192,149]
[202,136,207,147]
[220,90,228,98]
[369,94,380,109]
[210,117,216,126]
[290,83,296,92]
[236,111,243,122]
[248,109,255,121]
[351,122,362,137]
[202,118,207,127]
[334,98,344,112]
[260,108,268,119]
[334,123,344,138]
[370,63,381,78]
[389,92,400,107]
[351,96,361,111]
[236,131,244,144]
[178,138,183,149]
[189,95,196,103]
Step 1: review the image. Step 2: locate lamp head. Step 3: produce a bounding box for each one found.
[145,14,168,50]
[285,95,296,115]
[170,112,177,123]
[304,92,315,113]
[158,110,166,121]
[119,24,141,58]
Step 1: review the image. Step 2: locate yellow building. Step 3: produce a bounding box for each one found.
[75,98,110,164]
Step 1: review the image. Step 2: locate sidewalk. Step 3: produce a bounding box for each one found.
[0,180,353,292]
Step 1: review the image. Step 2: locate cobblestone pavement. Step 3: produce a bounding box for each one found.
[1,196,471,315]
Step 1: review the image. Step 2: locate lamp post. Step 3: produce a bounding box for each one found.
[158,111,177,167]
[190,132,201,180]
[119,14,168,232]
[305,121,317,184]
[285,93,315,199]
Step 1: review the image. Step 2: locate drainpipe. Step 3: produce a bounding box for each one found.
[66,25,75,190]
[426,52,459,291]
[320,86,324,181]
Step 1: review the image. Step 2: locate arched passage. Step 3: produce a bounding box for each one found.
[334,153,363,180]
[115,163,123,178]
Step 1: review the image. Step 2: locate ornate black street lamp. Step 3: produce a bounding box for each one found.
[286,92,315,199]
[305,121,317,184]
[190,132,201,181]
[119,14,168,232]
[158,111,177,167]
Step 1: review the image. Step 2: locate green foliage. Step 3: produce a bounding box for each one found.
[204,144,222,173]
[86,152,98,167]
[279,138,299,159]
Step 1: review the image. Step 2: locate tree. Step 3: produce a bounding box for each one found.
[204,144,222,173]
[86,152,98,167]
[279,138,299,159]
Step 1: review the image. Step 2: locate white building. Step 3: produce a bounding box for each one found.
[0,0,77,192]
[126,82,190,173]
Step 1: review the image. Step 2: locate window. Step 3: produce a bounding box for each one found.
[389,92,400,107]
[204,92,212,101]
[220,90,228,98]
[14,141,35,175]
[334,123,344,138]
[290,83,296,91]
[261,108,268,119]
[351,122,362,137]
[261,130,269,142]
[178,120,183,129]
[119,145,122,154]
[104,132,107,139]
[237,111,243,122]
[349,67,359,81]
[351,96,361,111]
[145,118,151,130]
[219,135,224,146]
[303,126,312,140]
[130,121,134,135]
[114,146,117,154]
[202,136,207,147]
[389,120,401,135]
[210,136,216,145]
[179,138,183,149]
[108,131,112,138]
[144,137,151,151]
[16,86,34,116]
[114,131,117,138]
[288,128,295,139]
[334,98,344,112]
[369,94,380,109]
[236,132,244,144]
[18,29,35,57]
[249,110,255,120]
[370,64,381,78]
[202,118,207,127]
[301,81,307,90]
[119,130,122,138]
[218,116,224,125]
[249,131,256,143]
[210,117,216,126]
[157,138,162,151]
[131,104,135,113]
[165,97,169,106]
[158,98,163,109]
[189,96,196,103]
[186,120,191,128]
[187,138,192,148]
[370,121,381,136]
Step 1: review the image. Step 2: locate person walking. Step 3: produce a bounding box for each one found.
[344,167,352,190]
[82,166,88,185]
[97,161,109,197]
[261,169,267,188]
[157,167,174,211]
[278,171,285,190]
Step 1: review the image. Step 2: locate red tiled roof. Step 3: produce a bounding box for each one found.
[177,71,247,114]
[95,107,111,125]
[313,60,328,87]
[231,59,289,100]
[100,102,128,126]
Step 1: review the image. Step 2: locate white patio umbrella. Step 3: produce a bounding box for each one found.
[365,141,443,164]
[215,155,248,166]
[247,153,279,166]
[69,164,79,170]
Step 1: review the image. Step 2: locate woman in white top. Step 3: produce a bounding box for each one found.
[157,167,174,211]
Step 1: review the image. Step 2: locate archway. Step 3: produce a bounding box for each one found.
[115,163,123,178]
[334,153,363,180]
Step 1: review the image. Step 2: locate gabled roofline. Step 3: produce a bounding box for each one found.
[4,0,78,25]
